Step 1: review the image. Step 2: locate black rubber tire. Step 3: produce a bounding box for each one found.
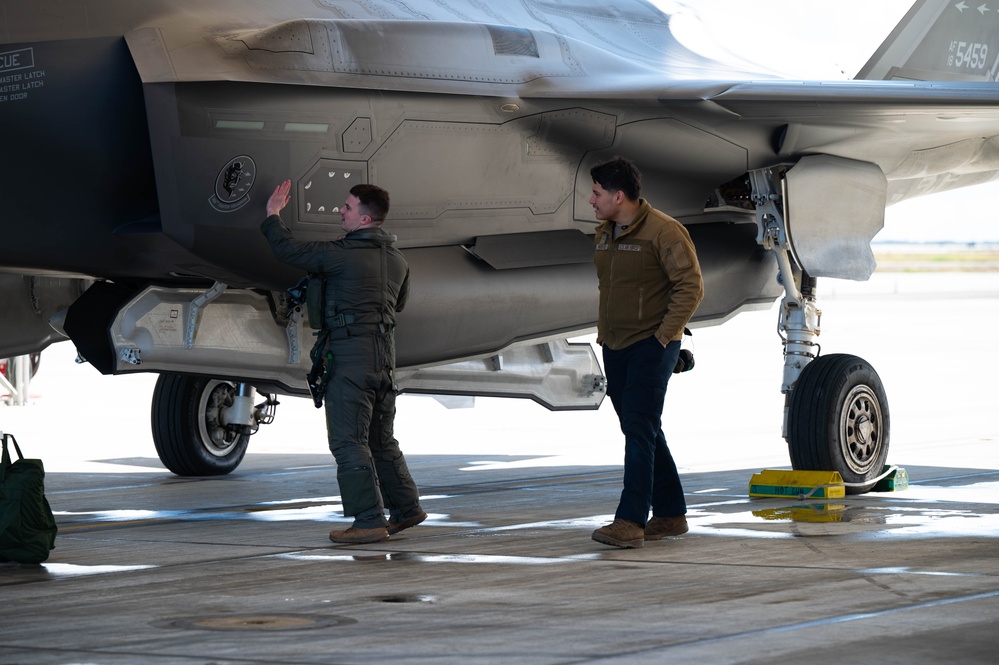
[151,374,250,476]
[787,354,890,494]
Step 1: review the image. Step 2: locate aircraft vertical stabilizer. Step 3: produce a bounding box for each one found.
[856,0,999,81]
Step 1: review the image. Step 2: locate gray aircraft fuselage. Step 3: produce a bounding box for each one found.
[3,0,998,481]
[0,1,791,372]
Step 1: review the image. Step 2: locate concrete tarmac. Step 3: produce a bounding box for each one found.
[2,272,998,664]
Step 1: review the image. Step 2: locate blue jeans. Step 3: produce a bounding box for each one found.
[602,336,686,526]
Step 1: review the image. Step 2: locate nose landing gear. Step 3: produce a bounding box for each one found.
[750,165,890,493]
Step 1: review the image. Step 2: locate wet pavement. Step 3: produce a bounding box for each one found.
[2,272,998,663]
[1,452,997,664]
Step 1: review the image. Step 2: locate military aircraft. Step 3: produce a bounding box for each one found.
[1,0,996,491]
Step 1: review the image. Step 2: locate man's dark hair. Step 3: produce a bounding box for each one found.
[590,156,642,201]
[350,183,390,222]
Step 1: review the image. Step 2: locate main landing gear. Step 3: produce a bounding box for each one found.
[151,374,278,476]
[750,167,890,494]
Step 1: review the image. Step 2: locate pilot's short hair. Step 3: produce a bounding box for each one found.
[350,183,390,222]
[590,157,642,201]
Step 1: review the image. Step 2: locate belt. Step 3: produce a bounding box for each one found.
[327,313,394,333]
[329,312,356,328]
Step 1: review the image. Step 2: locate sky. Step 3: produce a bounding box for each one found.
[657,0,913,79]
[649,0,999,243]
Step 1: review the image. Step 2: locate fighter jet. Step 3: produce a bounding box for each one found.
[1,0,996,490]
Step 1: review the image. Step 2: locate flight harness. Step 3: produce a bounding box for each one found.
[295,242,392,408]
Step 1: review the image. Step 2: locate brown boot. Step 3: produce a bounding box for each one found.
[644,515,688,540]
[591,519,644,548]
[328,526,389,544]
[387,509,427,535]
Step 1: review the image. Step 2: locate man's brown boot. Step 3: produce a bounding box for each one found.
[644,515,688,540]
[591,519,644,548]
[387,509,427,535]
[328,526,389,544]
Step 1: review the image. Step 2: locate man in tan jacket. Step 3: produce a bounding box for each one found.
[589,157,704,548]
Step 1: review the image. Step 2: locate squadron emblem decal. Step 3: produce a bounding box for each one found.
[210,155,256,212]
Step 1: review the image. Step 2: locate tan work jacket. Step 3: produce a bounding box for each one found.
[594,200,704,350]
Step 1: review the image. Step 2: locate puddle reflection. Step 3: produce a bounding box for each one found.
[692,495,999,540]
[41,563,157,577]
[752,504,850,523]
[59,495,456,525]
[55,483,999,542]
[274,551,601,565]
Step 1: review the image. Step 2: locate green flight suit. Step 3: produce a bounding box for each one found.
[261,214,421,527]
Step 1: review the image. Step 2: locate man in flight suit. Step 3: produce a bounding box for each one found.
[262,179,426,544]
[588,157,704,548]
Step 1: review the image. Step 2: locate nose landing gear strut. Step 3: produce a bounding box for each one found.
[750,166,890,493]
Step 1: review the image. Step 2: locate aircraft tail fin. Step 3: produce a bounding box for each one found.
[855,0,999,81]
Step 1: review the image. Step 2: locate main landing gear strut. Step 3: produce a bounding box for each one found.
[750,168,889,494]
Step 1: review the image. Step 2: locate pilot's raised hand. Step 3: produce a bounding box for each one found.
[266,179,292,217]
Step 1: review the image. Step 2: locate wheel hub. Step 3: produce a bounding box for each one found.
[199,380,242,457]
[856,416,872,444]
[840,385,882,475]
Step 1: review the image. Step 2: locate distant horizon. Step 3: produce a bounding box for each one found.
[873,239,999,247]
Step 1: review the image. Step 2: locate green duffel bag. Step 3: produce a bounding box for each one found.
[0,433,57,564]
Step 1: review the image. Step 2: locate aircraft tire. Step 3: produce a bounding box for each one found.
[786,353,890,494]
[151,374,250,476]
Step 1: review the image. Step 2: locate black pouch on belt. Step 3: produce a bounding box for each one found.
[307,330,333,408]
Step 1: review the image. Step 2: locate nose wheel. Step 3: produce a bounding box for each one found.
[786,353,890,493]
